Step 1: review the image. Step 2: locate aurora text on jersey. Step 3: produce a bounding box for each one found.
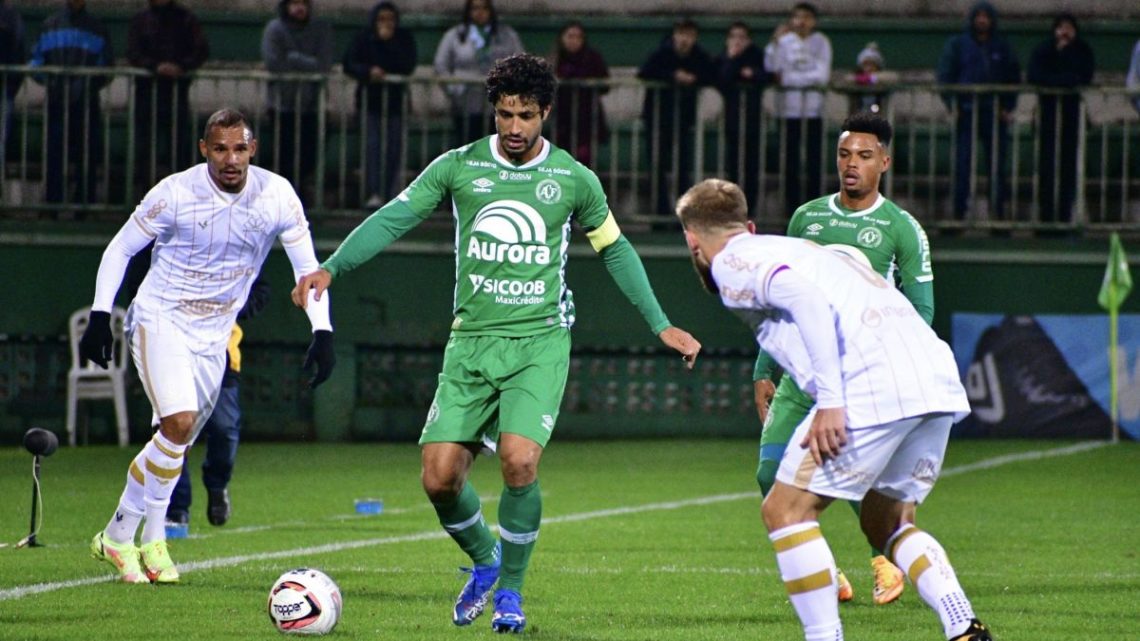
[322,134,670,337]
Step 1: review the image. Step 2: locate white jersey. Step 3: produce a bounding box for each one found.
[712,234,969,428]
[126,164,312,354]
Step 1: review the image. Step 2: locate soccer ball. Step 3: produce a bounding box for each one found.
[267,568,343,635]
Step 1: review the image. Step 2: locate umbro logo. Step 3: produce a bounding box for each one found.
[472,178,494,193]
[806,223,823,234]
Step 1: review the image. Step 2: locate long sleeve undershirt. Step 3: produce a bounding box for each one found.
[598,235,671,335]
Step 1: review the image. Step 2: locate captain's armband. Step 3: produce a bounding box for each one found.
[586,211,622,252]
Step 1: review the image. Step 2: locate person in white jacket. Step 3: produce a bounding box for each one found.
[433,0,524,146]
[765,2,832,218]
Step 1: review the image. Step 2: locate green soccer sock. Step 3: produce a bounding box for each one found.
[497,480,541,592]
[846,499,886,557]
[433,482,499,566]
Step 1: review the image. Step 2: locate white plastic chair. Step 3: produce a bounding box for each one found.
[66,306,130,447]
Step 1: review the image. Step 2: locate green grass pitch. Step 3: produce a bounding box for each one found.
[1,439,1137,640]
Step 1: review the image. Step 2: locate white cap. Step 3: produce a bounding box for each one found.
[856,42,883,68]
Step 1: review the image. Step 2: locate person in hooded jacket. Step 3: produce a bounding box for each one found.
[29,0,112,206]
[261,0,334,205]
[715,21,767,217]
[343,1,417,207]
[1026,13,1094,225]
[937,1,1021,222]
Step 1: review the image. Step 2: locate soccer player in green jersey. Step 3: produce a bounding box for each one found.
[753,111,933,606]
[292,53,702,633]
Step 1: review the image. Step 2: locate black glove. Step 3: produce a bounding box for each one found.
[303,330,336,389]
[78,310,114,369]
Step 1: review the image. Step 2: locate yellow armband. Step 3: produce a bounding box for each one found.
[586,211,622,252]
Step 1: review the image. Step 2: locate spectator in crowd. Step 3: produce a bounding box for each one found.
[937,1,1020,221]
[638,18,715,217]
[764,2,831,218]
[433,0,524,147]
[29,0,113,206]
[1129,39,1140,114]
[343,1,417,208]
[1027,13,1094,225]
[261,0,334,205]
[715,21,767,215]
[550,21,610,166]
[849,42,895,115]
[0,0,25,156]
[127,0,210,184]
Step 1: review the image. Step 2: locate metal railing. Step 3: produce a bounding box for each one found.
[1,65,1138,234]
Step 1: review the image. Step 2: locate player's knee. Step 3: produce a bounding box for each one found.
[500,455,537,488]
[760,494,784,532]
[158,412,196,445]
[421,470,462,503]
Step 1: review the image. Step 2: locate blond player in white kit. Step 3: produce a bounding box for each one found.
[78,108,336,584]
[675,178,994,641]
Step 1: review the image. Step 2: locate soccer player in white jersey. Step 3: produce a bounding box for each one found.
[674,178,993,641]
[79,108,336,584]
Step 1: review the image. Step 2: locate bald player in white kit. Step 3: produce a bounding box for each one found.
[79,108,336,584]
[674,178,993,641]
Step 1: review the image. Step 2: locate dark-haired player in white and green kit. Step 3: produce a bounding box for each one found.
[753,111,934,607]
[291,53,702,634]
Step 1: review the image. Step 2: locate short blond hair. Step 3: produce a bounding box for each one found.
[675,179,750,233]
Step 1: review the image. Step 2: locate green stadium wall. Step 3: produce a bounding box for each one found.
[2,229,1136,445]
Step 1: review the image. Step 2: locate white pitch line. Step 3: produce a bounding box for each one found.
[0,441,1110,602]
[939,440,1108,477]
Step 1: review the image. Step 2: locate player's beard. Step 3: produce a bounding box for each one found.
[690,252,719,295]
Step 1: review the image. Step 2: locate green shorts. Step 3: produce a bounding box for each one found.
[760,375,816,451]
[419,330,571,449]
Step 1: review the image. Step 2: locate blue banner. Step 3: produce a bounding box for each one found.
[952,314,1140,440]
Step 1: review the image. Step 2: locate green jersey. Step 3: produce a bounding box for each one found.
[324,135,670,338]
[754,192,933,381]
[788,192,934,322]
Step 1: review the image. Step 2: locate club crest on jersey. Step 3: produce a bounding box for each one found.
[472,177,494,193]
[467,200,551,265]
[857,227,883,248]
[535,179,562,204]
[242,211,269,234]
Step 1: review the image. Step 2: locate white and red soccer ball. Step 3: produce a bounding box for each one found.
[267,568,342,635]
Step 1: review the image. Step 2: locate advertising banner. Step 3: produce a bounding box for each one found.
[951,314,1139,440]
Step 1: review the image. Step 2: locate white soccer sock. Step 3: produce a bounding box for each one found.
[104,449,149,544]
[769,521,843,641]
[888,524,976,639]
[137,432,186,545]
[141,499,171,544]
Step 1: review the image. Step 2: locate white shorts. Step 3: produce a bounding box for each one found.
[775,410,954,504]
[128,321,226,442]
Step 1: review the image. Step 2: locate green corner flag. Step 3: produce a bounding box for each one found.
[1098,233,1132,312]
[1099,232,1132,443]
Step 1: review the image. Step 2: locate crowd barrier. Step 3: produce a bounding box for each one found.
[1,65,1138,233]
